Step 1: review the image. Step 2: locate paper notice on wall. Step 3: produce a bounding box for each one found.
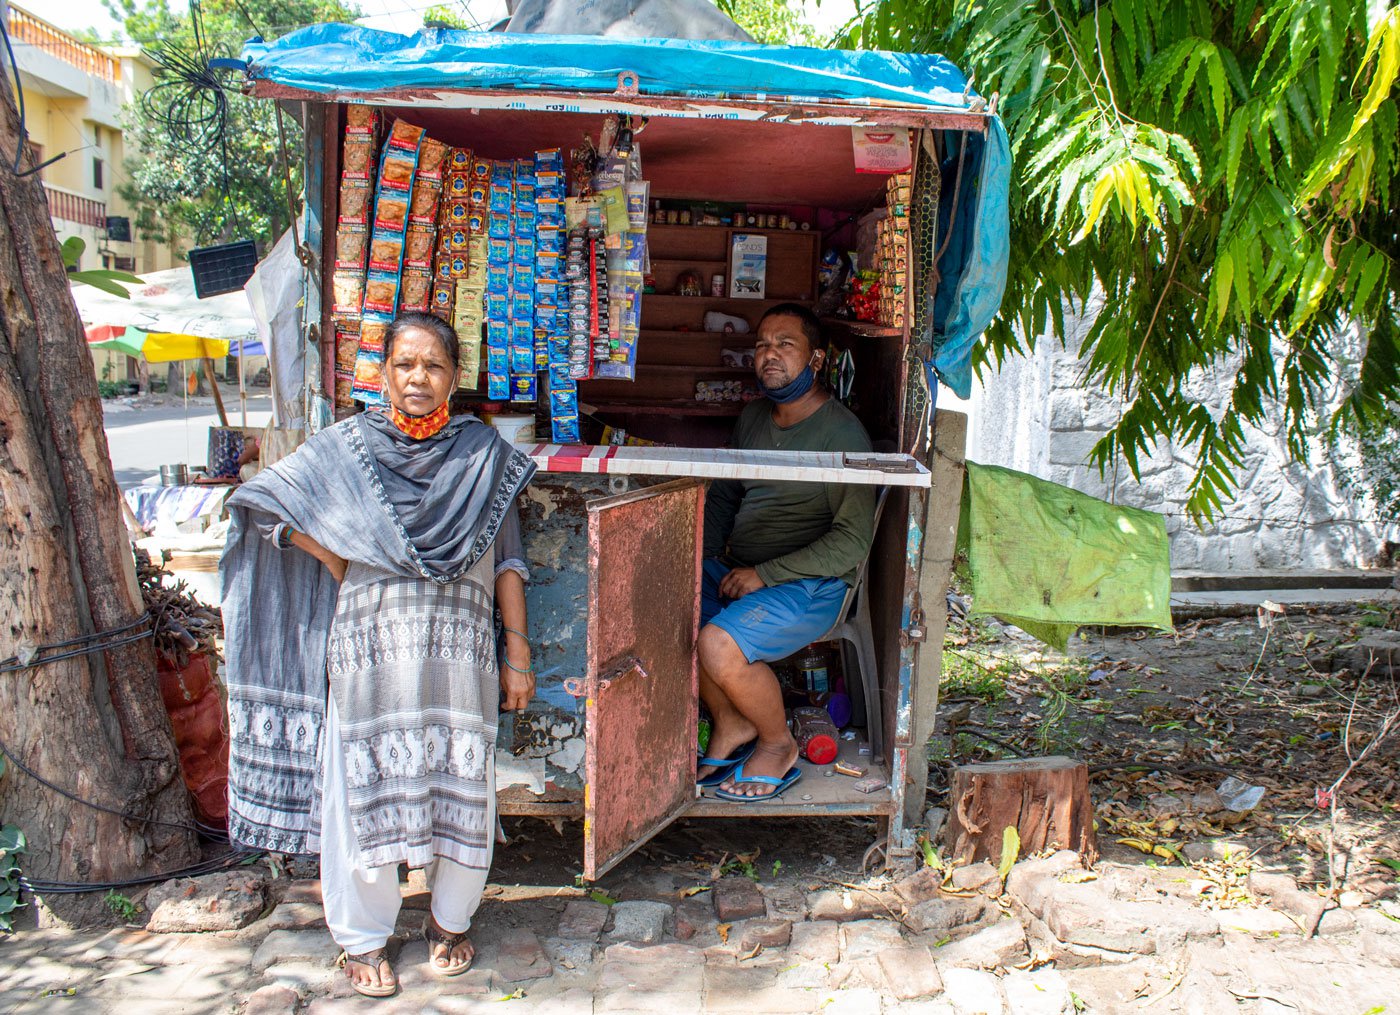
[852,126,912,174]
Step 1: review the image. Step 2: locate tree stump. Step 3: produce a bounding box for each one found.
[945,756,1096,865]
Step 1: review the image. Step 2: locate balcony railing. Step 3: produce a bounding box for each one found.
[5,6,120,84]
[44,184,107,228]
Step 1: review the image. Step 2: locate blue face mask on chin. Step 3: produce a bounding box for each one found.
[763,359,817,404]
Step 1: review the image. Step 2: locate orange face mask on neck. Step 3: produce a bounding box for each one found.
[389,401,450,440]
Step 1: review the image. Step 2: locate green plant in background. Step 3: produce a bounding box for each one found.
[103,891,142,923]
[0,820,24,933]
[941,648,1012,703]
[62,237,142,298]
[845,0,1400,521]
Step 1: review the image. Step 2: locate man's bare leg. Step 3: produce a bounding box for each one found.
[698,646,757,780]
[698,625,798,797]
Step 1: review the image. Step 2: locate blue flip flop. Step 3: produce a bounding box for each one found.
[696,740,756,788]
[712,761,803,802]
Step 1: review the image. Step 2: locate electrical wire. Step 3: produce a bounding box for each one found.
[0,730,212,835]
[19,850,262,894]
[0,615,154,675]
[137,0,245,232]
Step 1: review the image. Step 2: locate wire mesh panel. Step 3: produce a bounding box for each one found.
[902,129,941,454]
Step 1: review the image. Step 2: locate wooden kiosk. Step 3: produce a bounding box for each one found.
[242,27,1007,876]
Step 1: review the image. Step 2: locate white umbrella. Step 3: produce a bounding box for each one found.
[71,267,258,340]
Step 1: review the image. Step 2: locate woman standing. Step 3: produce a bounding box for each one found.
[221,313,536,997]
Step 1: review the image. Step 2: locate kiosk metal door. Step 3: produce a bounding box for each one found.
[582,479,704,880]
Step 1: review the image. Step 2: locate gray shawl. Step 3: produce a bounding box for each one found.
[220,412,535,855]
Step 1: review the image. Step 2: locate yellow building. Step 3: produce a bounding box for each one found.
[6,3,184,381]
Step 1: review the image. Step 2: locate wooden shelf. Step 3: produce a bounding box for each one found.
[650,258,727,267]
[645,295,812,308]
[578,399,747,417]
[633,364,752,376]
[638,329,755,340]
[821,317,904,339]
[647,223,818,238]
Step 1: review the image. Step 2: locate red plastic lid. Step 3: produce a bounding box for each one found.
[803,734,838,766]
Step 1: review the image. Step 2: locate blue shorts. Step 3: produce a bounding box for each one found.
[701,557,848,664]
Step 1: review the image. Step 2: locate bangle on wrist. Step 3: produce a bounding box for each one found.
[501,656,532,674]
[277,525,295,549]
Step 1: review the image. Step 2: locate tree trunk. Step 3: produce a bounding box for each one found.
[0,68,199,919]
[946,757,1097,865]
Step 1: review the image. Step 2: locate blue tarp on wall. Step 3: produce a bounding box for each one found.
[242,26,1009,398]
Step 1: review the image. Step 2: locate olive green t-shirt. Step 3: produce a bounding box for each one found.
[703,397,876,587]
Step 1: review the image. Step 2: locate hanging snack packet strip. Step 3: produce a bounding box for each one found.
[354,119,424,404]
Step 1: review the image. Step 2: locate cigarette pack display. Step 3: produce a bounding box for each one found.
[331,271,366,316]
[432,283,454,318]
[342,136,375,179]
[345,105,377,132]
[351,346,386,405]
[410,183,442,224]
[417,138,449,177]
[399,268,432,312]
[362,271,400,316]
[335,323,361,371]
[510,373,537,403]
[335,224,368,271]
[367,231,405,274]
[457,330,482,387]
[403,223,436,268]
[338,178,371,224]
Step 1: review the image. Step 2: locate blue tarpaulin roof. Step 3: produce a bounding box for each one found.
[242,26,1008,398]
[243,26,975,110]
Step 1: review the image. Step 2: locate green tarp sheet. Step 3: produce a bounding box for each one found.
[957,463,1173,649]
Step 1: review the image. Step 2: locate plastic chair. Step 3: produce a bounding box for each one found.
[815,486,890,757]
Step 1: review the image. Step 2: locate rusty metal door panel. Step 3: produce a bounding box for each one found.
[582,478,704,880]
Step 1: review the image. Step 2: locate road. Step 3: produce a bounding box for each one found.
[102,390,274,489]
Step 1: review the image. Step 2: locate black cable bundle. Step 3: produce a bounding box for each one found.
[139,35,237,157]
[137,0,247,232]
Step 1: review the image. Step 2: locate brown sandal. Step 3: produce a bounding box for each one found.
[424,914,474,977]
[339,947,398,998]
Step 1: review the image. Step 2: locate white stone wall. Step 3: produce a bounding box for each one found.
[958,309,1396,573]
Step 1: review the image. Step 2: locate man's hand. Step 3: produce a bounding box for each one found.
[719,566,765,600]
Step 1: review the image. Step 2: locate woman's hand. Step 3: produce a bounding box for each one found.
[288,529,349,583]
[501,632,534,711]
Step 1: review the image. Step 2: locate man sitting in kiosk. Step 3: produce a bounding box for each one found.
[697,303,876,802]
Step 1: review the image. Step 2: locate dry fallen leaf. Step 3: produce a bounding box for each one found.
[716,923,731,944]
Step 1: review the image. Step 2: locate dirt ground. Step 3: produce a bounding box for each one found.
[931,594,1400,902]
[485,594,1400,911]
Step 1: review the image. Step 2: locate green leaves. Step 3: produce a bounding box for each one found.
[851,0,1400,521]
[60,237,143,298]
[0,824,26,932]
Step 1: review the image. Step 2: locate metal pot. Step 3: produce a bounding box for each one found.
[160,464,190,487]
